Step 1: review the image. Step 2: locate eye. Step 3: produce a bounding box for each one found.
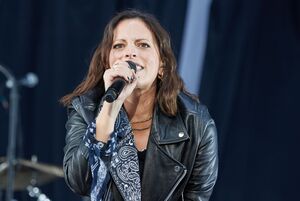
[112,43,124,49]
[138,43,150,48]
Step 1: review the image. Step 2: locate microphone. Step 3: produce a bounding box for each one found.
[104,61,137,103]
[19,72,39,88]
[6,72,39,88]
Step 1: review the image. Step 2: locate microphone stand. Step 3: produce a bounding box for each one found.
[0,64,19,201]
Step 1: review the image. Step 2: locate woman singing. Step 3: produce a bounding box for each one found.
[61,9,218,201]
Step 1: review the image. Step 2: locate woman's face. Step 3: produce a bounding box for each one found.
[109,18,162,91]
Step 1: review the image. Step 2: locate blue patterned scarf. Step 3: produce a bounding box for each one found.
[83,107,141,201]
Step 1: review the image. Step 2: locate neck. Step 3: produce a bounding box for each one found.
[124,85,156,121]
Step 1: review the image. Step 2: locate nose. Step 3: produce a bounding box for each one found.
[125,52,136,58]
[125,53,136,58]
[124,46,137,58]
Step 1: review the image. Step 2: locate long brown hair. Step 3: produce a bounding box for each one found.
[60,9,184,116]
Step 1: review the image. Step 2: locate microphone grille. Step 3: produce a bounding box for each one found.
[126,61,137,73]
[23,72,39,88]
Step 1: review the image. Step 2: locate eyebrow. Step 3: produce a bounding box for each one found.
[113,38,151,43]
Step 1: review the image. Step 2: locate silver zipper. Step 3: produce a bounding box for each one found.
[164,169,187,201]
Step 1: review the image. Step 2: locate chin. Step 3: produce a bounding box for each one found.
[136,81,157,91]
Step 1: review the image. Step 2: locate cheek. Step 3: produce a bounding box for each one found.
[108,51,117,66]
[151,55,161,71]
[145,51,160,64]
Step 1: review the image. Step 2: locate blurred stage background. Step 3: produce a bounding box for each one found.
[0,0,299,200]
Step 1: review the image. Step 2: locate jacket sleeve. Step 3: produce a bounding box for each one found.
[184,118,219,201]
[63,105,92,196]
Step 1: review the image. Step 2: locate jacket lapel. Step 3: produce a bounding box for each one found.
[141,106,189,201]
[152,106,189,144]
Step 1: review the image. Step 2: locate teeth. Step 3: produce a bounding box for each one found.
[137,66,144,71]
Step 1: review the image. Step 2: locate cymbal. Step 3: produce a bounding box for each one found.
[0,157,63,191]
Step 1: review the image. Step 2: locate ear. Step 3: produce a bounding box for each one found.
[158,59,164,76]
[157,67,164,80]
[158,66,164,77]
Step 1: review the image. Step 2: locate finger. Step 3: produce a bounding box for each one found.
[115,62,136,81]
[105,66,133,83]
[112,61,135,72]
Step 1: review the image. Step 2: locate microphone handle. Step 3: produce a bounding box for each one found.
[103,61,137,103]
[104,78,126,103]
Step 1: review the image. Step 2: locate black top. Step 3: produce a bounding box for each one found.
[137,149,147,182]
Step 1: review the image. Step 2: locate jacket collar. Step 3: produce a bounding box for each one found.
[151,103,190,145]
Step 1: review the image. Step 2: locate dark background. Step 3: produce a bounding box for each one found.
[0,0,299,201]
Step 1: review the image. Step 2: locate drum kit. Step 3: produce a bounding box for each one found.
[0,156,63,201]
[0,65,64,201]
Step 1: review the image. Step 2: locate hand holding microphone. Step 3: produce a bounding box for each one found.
[103,61,137,103]
[96,61,137,142]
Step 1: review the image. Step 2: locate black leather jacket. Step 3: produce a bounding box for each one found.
[63,90,218,201]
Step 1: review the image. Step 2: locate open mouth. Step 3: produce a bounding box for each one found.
[132,62,144,71]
